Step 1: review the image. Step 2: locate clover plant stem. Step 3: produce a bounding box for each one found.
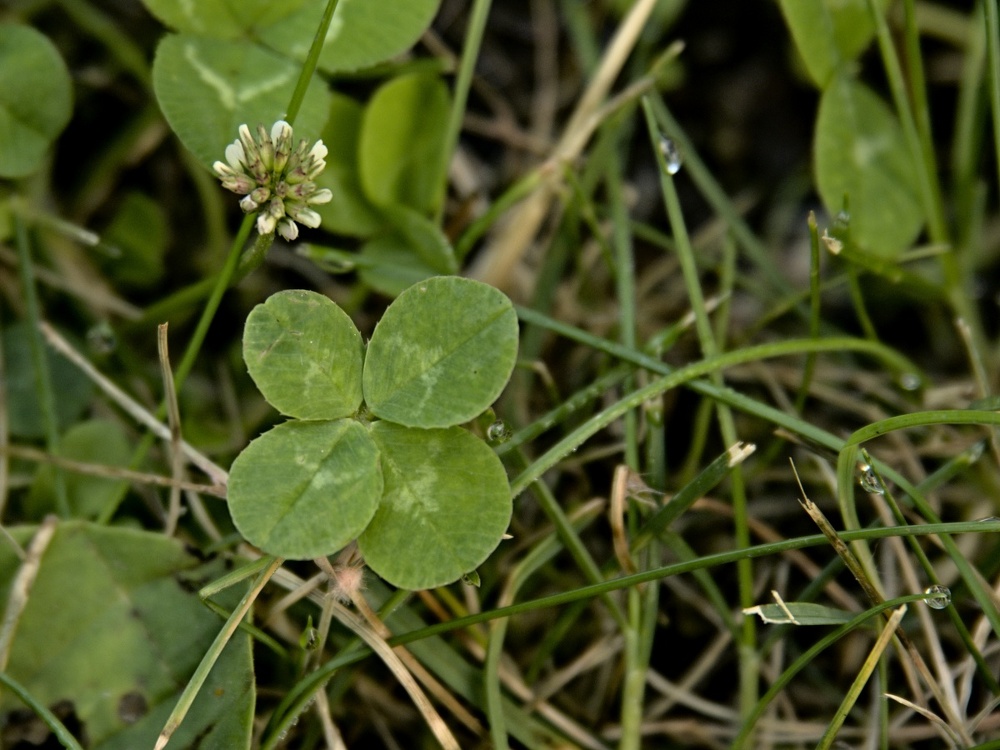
[642,95,758,720]
[14,214,68,518]
[285,0,340,127]
[171,215,257,393]
[437,0,492,225]
[0,671,85,750]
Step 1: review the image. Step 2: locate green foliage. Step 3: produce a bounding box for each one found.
[228,419,382,559]
[358,421,511,590]
[777,0,890,87]
[243,289,364,420]
[100,193,168,288]
[0,24,72,178]
[0,523,254,748]
[3,322,94,439]
[777,0,919,257]
[814,76,922,255]
[28,420,131,519]
[151,34,330,168]
[228,277,518,586]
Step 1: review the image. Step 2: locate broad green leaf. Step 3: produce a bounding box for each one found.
[3,322,94,439]
[244,289,364,420]
[140,0,309,39]
[260,0,441,74]
[101,192,168,288]
[28,420,131,519]
[814,77,922,257]
[313,91,384,237]
[358,233,444,297]
[0,522,253,748]
[743,601,856,626]
[778,0,891,88]
[152,33,330,168]
[0,25,73,178]
[359,422,511,590]
[358,72,450,213]
[228,419,382,559]
[363,277,519,428]
[358,207,458,297]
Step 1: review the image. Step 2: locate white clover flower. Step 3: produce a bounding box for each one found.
[213,120,332,238]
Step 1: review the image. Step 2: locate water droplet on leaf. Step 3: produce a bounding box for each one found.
[923,584,951,609]
[833,210,851,234]
[658,135,682,175]
[858,463,883,495]
[487,420,512,444]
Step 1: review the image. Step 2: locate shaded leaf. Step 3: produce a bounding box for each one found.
[777,0,890,88]
[313,91,384,237]
[140,0,309,39]
[0,25,73,178]
[260,0,442,74]
[152,33,330,168]
[814,76,922,257]
[28,420,132,520]
[358,72,450,213]
[0,522,253,748]
[3,322,94,439]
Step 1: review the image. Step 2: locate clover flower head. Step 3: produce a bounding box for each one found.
[213,120,332,238]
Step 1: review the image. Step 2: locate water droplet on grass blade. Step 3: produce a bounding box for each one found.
[858,463,883,495]
[487,420,512,444]
[924,585,951,609]
[898,372,921,391]
[658,135,682,175]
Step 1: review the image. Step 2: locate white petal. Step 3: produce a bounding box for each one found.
[308,140,328,161]
[225,141,246,169]
[257,212,276,235]
[239,195,259,213]
[295,207,321,228]
[213,160,234,178]
[307,188,333,205]
[277,218,299,241]
[271,120,292,142]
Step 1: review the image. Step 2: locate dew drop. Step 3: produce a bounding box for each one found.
[86,322,117,355]
[857,463,884,495]
[658,135,682,175]
[898,372,921,391]
[461,570,481,587]
[833,210,851,234]
[923,584,951,609]
[486,420,512,444]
